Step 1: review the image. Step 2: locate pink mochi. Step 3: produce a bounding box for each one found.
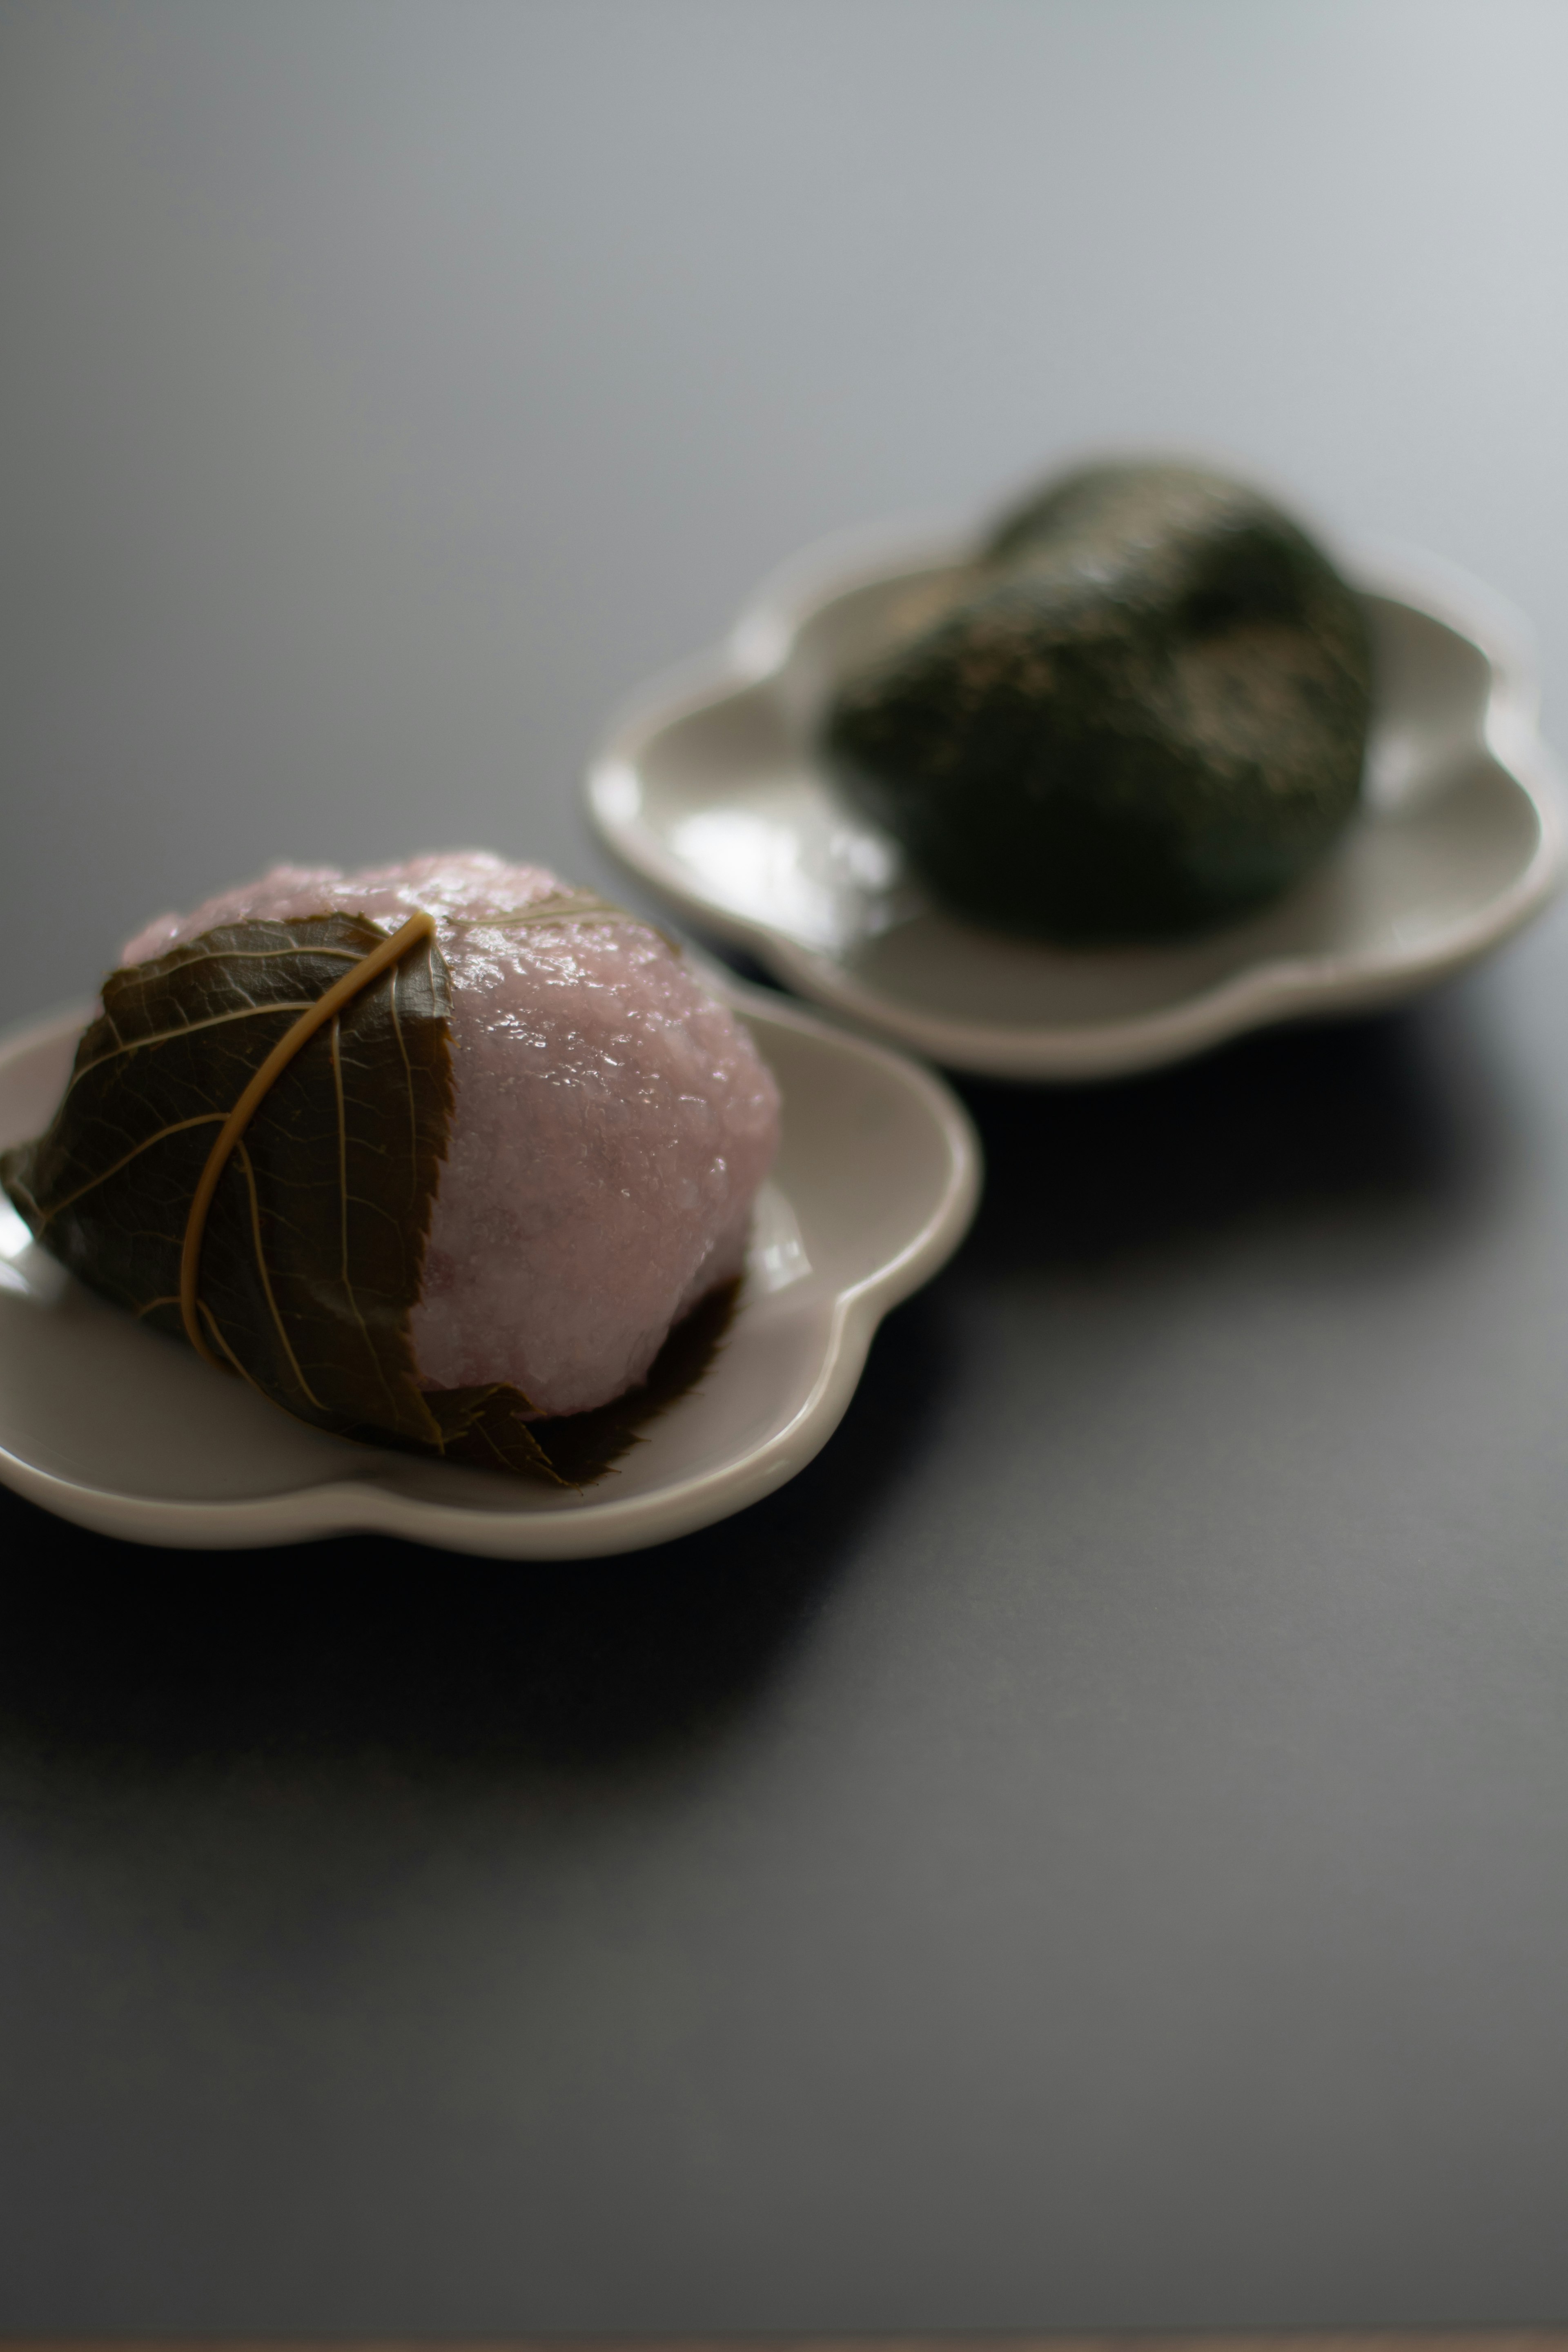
[122,851,782,1416]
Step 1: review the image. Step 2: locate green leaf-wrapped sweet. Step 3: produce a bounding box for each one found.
[0,905,737,1484]
[824,460,1374,942]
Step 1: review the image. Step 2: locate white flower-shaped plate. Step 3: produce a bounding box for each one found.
[587,519,1566,1079]
[0,980,978,1558]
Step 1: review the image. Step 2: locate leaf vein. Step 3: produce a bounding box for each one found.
[388,957,418,1210]
[67,1002,320,1091]
[116,943,366,991]
[33,1112,225,1224]
[331,1012,400,1419]
[236,1138,325,1411]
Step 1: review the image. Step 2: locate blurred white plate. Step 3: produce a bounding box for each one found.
[0,981,979,1558]
[586,518,1566,1079]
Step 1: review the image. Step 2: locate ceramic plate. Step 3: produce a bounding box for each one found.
[586,519,1566,1079]
[0,980,979,1557]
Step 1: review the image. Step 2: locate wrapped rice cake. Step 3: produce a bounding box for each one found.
[1,851,781,1483]
[824,459,1374,943]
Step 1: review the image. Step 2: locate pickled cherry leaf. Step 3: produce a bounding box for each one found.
[0,914,457,1447]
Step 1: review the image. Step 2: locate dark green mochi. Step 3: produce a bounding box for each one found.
[823,461,1374,942]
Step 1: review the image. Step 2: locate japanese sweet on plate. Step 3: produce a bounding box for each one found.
[0,851,781,1486]
[586,469,1564,1080]
[823,459,1374,943]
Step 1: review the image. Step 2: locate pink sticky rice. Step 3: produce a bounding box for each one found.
[122,851,782,1416]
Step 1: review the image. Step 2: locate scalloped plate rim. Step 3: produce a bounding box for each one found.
[0,979,981,1559]
[586,520,1568,1080]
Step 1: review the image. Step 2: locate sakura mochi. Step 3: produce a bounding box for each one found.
[120,851,782,1418]
[3,852,780,1484]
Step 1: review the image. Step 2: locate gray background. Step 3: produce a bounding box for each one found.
[3,0,1568,2330]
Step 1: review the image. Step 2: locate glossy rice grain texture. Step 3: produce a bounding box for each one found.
[122,852,781,1415]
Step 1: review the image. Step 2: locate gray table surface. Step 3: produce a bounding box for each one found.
[4,0,1568,2330]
